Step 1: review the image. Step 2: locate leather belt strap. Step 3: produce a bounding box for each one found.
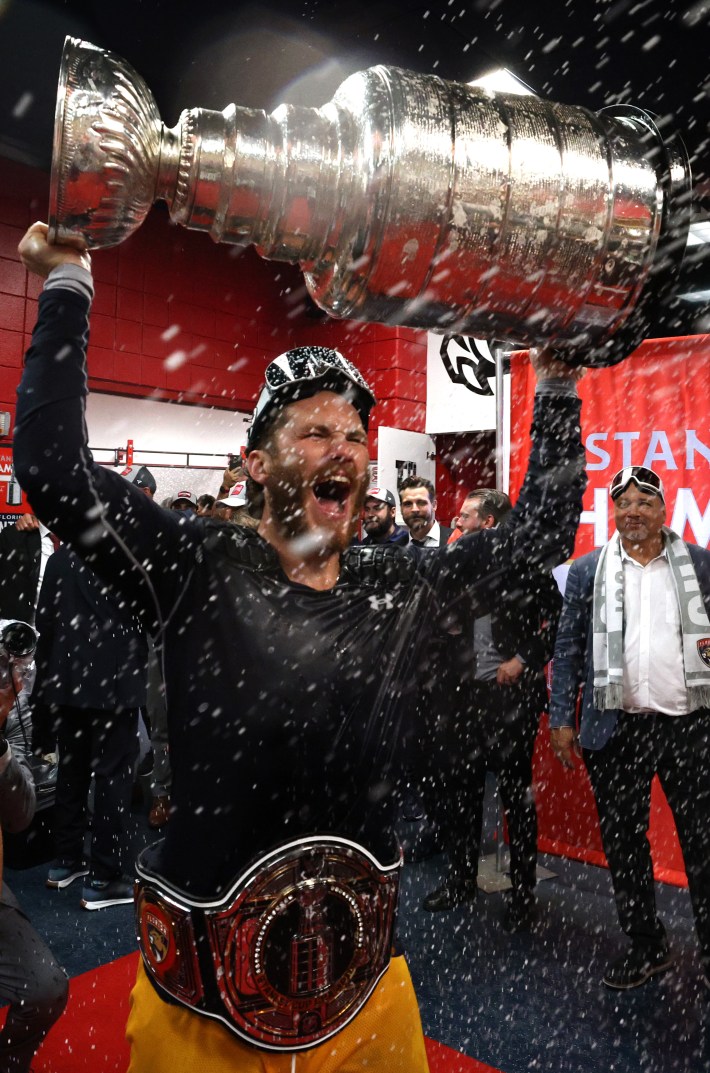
[135,835,401,1051]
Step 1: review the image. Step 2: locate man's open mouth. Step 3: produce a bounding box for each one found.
[312,476,351,516]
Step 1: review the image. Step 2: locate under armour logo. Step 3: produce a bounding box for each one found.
[368,593,395,612]
[440,335,496,396]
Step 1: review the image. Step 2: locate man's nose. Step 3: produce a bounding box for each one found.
[328,434,356,458]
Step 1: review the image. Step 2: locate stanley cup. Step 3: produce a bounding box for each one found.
[49,36,692,367]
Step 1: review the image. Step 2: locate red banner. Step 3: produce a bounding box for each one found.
[510,335,710,553]
[510,335,710,886]
[0,445,31,528]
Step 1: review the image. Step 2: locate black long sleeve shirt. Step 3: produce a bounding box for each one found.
[14,286,584,896]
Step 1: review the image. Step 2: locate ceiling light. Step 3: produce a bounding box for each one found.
[468,69,536,96]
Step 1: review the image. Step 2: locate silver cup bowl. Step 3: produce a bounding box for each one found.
[49,37,163,249]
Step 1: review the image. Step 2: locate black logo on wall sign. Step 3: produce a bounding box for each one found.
[439,335,496,396]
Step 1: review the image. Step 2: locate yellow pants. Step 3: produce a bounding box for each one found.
[126,957,431,1073]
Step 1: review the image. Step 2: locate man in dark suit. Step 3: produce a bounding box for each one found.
[0,514,62,757]
[550,466,710,990]
[399,476,452,547]
[35,546,147,910]
[423,489,561,931]
[0,515,56,625]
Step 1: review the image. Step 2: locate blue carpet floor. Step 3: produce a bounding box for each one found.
[6,785,709,1073]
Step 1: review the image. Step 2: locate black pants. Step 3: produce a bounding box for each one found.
[0,891,68,1073]
[585,709,710,961]
[54,705,139,882]
[428,681,540,895]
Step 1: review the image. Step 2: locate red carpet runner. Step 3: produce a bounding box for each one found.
[26,952,500,1072]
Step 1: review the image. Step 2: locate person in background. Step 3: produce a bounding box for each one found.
[216,455,245,504]
[36,542,147,909]
[169,491,197,515]
[399,476,452,547]
[550,466,710,990]
[0,513,57,627]
[423,489,561,932]
[114,468,169,834]
[0,637,68,1071]
[359,486,410,546]
[0,512,60,757]
[121,465,157,500]
[196,494,215,516]
[212,482,260,529]
[212,481,245,520]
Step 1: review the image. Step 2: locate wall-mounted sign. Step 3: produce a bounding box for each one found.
[425,333,509,434]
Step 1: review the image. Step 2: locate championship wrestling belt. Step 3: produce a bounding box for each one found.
[135,835,401,1051]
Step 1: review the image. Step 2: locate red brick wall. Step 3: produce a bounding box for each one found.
[436,430,497,525]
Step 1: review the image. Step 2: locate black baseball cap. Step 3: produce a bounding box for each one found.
[121,464,157,495]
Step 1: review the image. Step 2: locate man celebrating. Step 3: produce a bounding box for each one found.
[423,489,561,930]
[360,486,409,546]
[16,222,585,1071]
[550,466,710,991]
[399,476,452,547]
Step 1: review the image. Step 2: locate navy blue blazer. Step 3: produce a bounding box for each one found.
[549,540,710,750]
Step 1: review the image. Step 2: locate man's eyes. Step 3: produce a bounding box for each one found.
[303,429,366,444]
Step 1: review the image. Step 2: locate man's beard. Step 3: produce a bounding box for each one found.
[266,463,367,555]
[364,516,390,539]
[407,517,429,536]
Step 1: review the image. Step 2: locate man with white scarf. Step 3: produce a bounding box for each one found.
[549,465,710,991]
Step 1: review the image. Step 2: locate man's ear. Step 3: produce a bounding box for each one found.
[482,514,496,529]
[246,449,270,485]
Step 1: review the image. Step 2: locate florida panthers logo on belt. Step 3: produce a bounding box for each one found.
[141,905,174,968]
[698,638,710,668]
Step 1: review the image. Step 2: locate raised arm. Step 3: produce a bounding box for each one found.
[13,224,199,630]
[502,347,586,574]
[424,347,586,604]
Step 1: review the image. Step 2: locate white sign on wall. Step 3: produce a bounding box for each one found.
[425,332,510,435]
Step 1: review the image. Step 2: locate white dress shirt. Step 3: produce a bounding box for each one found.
[412,520,441,548]
[35,522,55,610]
[620,544,689,715]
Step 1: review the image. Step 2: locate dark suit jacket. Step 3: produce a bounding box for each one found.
[446,563,562,714]
[0,525,42,624]
[550,541,710,750]
[33,547,148,712]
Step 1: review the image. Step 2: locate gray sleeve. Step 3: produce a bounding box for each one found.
[44,262,95,303]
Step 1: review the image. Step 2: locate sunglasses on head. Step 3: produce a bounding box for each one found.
[247,346,375,450]
[264,347,372,397]
[609,466,665,502]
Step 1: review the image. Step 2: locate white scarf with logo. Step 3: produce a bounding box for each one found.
[592,528,710,712]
